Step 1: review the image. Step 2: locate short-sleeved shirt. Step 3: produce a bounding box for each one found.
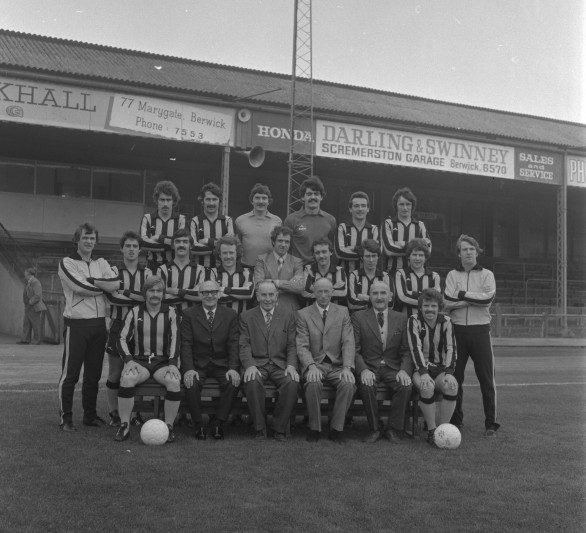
[283,208,336,265]
[235,210,282,267]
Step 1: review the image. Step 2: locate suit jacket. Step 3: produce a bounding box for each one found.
[296,303,355,373]
[254,252,304,313]
[180,304,239,372]
[352,308,413,376]
[239,306,297,370]
[24,276,47,313]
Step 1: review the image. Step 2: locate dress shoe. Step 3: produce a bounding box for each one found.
[273,431,287,442]
[108,410,121,427]
[212,426,224,440]
[114,422,130,441]
[328,429,347,444]
[194,427,207,440]
[383,428,404,443]
[60,421,77,432]
[83,416,107,427]
[255,429,267,440]
[363,430,381,444]
[166,424,176,443]
[306,429,320,442]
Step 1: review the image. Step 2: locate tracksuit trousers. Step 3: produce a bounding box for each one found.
[451,324,500,431]
[58,318,107,424]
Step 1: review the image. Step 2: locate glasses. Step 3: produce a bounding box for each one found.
[200,290,219,296]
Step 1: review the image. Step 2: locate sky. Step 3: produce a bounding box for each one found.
[1,0,584,124]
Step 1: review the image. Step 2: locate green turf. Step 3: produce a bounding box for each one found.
[2,366,585,532]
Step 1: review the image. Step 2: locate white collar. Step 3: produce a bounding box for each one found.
[316,303,330,314]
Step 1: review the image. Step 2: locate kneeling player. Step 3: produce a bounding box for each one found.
[407,288,458,446]
[114,276,181,443]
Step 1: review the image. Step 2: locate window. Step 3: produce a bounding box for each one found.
[36,164,91,198]
[92,169,143,203]
[0,161,34,193]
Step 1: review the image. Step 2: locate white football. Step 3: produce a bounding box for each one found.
[434,423,462,449]
[140,419,169,446]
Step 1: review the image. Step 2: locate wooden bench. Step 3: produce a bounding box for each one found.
[134,379,420,436]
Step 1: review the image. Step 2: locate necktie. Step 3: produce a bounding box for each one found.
[322,308,327,324]
[207,310,214,330]
[277,257,284,274]
[377,312,384,329]
[265,311,272,330]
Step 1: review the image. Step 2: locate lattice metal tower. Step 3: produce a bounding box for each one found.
[287,0,314,214]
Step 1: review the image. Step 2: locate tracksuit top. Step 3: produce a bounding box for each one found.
[443,264,496,326]
[58,252,117,321]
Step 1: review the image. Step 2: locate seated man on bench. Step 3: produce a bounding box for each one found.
[352,280,413,443]
[180,280,241,441]
[239,280,299,441]
[296,278,356,444]
[114,276,182,443]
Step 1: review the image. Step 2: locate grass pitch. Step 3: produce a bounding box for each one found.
[1,348,585,532]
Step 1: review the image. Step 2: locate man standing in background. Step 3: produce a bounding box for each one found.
[190,182,234,269]
[235,183,282,268]
[139,180,185,273]
[18,267,47,345]
[334,191,379,275]
[284,177,336,265]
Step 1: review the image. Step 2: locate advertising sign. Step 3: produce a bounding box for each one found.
[515,149,562,185]
[316,120,515,179]
[0,76,235,145]
[566,155,586,188]
[249,111,312,154]
[106,94,234,145]
[0,77,109,130]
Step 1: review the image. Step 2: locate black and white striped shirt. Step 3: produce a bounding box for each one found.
[347,268,390,311]
[117,303,179,366]
[140,211,186,268]
[393,268,441,317]
[302,263,347,305]
[334,220,380,274]
[407,312,456,375]
[190,214,235,268]
[381,216,429,273]
[210,264,255,314]
[157,262,207,313]
[107,266,152,322]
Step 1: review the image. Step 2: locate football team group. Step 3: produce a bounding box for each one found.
[56,177,500,446]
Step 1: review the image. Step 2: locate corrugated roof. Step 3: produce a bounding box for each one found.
[0,29,585,149]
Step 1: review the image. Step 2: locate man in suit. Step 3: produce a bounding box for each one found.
[296,278,356,443]
[18,267,47,345]
[180,280,240,440]
[239,280,300,441]
[352,280,413,443]
[254,225,304,313]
